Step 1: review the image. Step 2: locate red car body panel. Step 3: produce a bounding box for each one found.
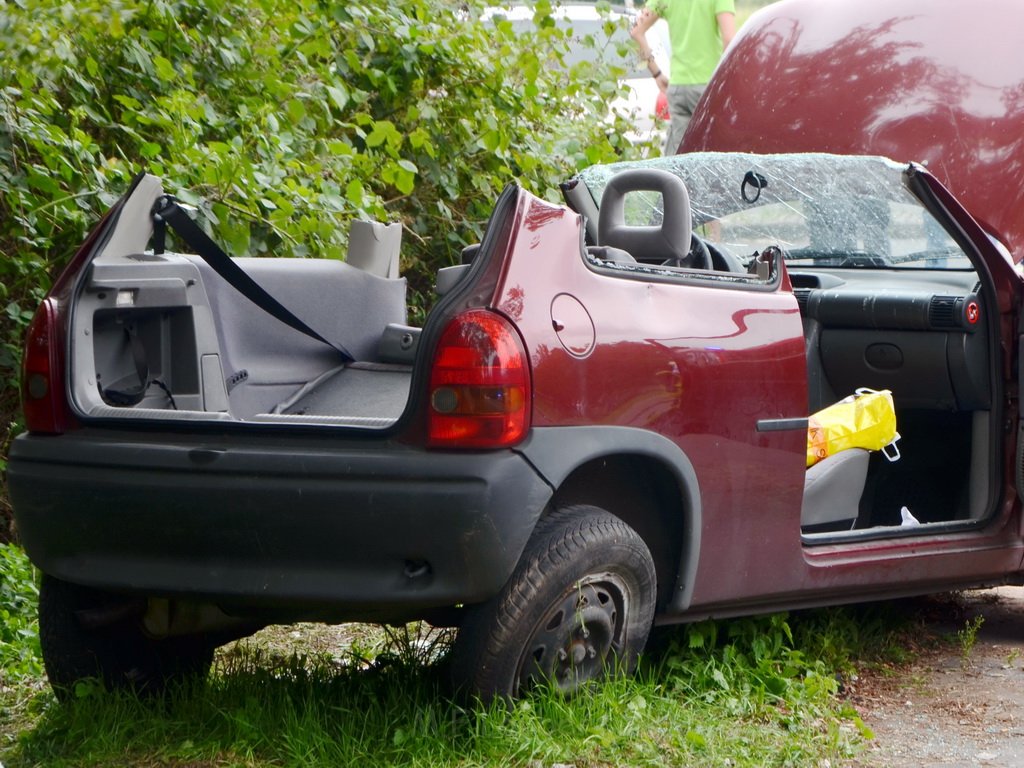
[492,193,813,608]
[684,0,1024,262]
[508,0,1024,613]
[493,173,1024,618]
[672,0,1024,608]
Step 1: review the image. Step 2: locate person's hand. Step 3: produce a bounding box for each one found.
[630,8,654,43]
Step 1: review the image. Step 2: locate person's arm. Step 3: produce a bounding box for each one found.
[631,8,668,92]
[717,11,736,50]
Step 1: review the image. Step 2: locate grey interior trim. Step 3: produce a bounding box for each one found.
[345,219,402,279]
[200,354,229,412]
[436,264,471,296]
[249,413,400,427]
[74,249,411,422]
[969,410,990,520]
[88,406,235,421]
[378,324,421,365]
[186,255,407,418]
[270,363,348,415]
[586,245,635,264]
[271,363,412,420]
[560,176,600,244]
[71,253,227,420]
[93,174,162,261]
[803,317,836,412]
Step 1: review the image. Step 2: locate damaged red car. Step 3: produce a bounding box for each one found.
[9,0,1024,702]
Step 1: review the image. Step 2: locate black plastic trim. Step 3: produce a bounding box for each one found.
[516,425,703,612]
[9,429,551,623]
[757,418,809,433]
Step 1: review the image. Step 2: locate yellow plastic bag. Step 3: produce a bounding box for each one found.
[807,388,898,467]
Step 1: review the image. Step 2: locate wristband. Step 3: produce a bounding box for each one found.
[651,69,662,79]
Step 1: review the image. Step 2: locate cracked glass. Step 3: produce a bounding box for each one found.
[577,152,972,271]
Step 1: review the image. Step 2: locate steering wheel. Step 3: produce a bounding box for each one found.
[662,233,712,269]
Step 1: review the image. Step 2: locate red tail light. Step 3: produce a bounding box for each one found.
[22,298,70,434]
[427,309,531,449]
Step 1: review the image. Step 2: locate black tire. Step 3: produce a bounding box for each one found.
[451,505,657,703]
[39,575,214,700]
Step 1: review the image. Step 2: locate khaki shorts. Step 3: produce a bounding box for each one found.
[665,84,706,155]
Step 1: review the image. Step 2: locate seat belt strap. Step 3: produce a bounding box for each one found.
[151,196,354,363]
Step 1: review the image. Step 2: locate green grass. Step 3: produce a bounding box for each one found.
[1,543,911,767]
[5,645,855,767]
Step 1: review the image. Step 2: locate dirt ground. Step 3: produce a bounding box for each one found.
[847,587,1024,768]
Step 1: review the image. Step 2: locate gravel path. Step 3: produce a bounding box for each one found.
[848,587,1024,768]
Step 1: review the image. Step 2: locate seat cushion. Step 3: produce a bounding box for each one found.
[801,448,870,530]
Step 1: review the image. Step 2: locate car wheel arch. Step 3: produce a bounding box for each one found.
[516,426,702,612]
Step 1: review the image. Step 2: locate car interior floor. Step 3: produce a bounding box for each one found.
[856,409,977,529]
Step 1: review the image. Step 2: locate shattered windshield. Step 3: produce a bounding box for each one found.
[578,152,972,270]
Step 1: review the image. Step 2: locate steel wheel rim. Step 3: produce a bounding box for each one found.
[516,572,629,694]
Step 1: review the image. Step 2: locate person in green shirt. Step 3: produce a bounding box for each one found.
[631,0,736,155]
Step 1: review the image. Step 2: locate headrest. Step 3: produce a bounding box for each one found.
[597,168,691,264]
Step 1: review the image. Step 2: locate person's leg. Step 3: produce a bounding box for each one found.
[664,85,706,155]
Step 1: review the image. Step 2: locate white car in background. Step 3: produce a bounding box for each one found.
[486,3,671,147]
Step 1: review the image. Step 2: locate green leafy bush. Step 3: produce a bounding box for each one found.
[0,544,42,680]
[0,0,650,533]
[657,613,840,722]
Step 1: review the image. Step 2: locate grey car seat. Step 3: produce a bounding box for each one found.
[801,448,870,532]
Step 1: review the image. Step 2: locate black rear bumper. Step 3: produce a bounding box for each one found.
[9,429,552,623]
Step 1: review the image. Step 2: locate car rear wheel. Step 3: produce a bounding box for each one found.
[451,505,656,703]
[38,575,214,700]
